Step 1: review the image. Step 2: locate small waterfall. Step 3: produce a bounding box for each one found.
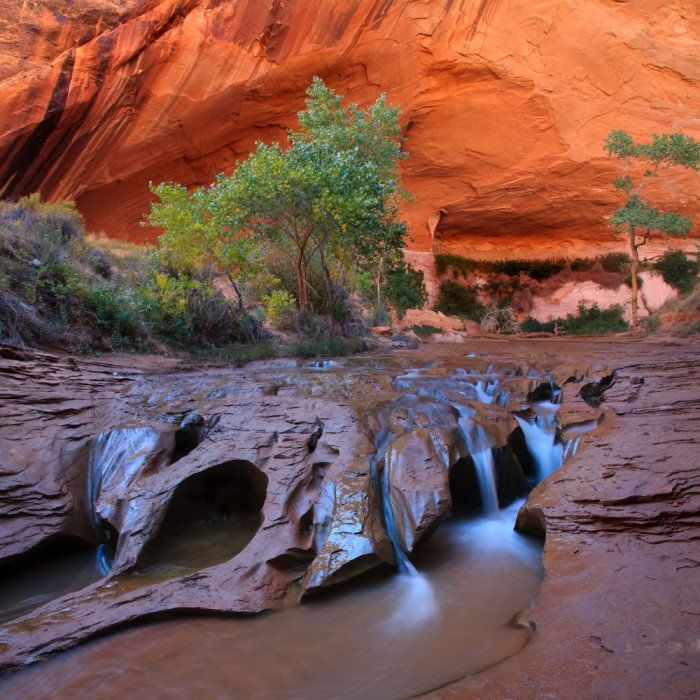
[562,436,581,462]
[456,408,500,517]
[474,379,497,405]
[380,457,415,575]
[471,449,500,517]
[87,427,168,572]
[87,427,164,527]
[514,401,564,481]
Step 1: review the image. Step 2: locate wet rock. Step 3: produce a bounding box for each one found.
[2,337,696,700]
[384,428,452,552]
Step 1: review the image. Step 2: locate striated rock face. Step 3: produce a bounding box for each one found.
[436,338,700,699]
[0,0,697,257]
[0,342,607,672]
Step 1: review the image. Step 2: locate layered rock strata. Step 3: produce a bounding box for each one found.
[0,0,697,256]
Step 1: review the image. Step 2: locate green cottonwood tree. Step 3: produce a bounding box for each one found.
[210,77,408,309]
[605,130,698,327]
[145,182,262,309]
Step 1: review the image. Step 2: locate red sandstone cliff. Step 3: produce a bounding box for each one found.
[0,0,697,257]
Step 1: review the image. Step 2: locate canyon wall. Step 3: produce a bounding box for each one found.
[0,0,698,258]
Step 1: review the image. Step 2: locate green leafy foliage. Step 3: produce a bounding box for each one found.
[189,78,408,310]
[520,318,556,333]
[382,263,427,318]
[520,304,629,335]
[145,181,263,308]
[609,194,692,237]
[0,196,261,351]
[654,250,697,294]
[605,129,697,326]
[434,253,567,281]
[263,290,297,331]
[560,304,628,335]
[434,280,484,320]
[407,324,442,339]
[605,130,700,170]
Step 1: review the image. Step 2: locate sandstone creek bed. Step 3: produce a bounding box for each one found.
[0,339,697,698]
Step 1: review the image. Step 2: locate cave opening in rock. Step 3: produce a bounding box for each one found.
[448,456,484,516]
[170,424,204,464]
[0,535,105,623]
[139,460,268,573]
[449,446,530,517]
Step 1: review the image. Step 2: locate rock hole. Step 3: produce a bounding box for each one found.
[448,457,483,515]
[307,420,324,453]
[527,379,562,404]
[507,426,538,481]
[299,506,315,536]
[139,460,268,573]
[171,425,203,464]
[267,547,316,572]
[579,371,616,407]
[0,535,105,623]
[309,462,330,490]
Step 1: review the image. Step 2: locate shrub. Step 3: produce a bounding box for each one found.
[520,317,556,333]
[137,272,261,347]
[434,280,484,320]
[407,324,442,339]
[437,251,632,281]
[597,252,630,273]
[373,303,392,327]
[570,257,595,272]
[383,263,427,318]
[521,304,629,336]
[642,315,661,333]
[654,250,696,293]
[81,286,144,349]
[559,303,628,335]
[479,305,520,334]
[263,290,297,331]
[435,253,478,277]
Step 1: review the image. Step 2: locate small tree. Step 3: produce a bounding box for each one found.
[605,130,698,327]
[211,78,408,309]
[145,182,262,309]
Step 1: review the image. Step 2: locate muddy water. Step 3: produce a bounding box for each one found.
[0,545,103,624]
[0,501,541,699]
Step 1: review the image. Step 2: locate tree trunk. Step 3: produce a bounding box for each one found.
[375,258,384,309]
[227,273,244,310]
[628,226,640,328]
[295,260,308,310]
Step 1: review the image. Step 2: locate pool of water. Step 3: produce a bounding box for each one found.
[0,544,104,624]
[0,501,543,700]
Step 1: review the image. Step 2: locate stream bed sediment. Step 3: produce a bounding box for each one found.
[0,339,697,698]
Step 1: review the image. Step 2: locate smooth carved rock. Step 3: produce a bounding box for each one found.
[384,428,452,552]
[1,337,696,700]
[0,344,582,670]
[0,1,696,256]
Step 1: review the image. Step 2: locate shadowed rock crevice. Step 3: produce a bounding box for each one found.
[1,343,667,687]
[0,535,103,624]
[138,460,268,573]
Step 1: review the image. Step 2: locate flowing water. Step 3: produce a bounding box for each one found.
[0,353,595,698]
[0,501,542,700]
[514,401,564,480]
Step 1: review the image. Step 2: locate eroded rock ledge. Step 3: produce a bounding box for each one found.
[0,338,697,699]
[430,339,700,699]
